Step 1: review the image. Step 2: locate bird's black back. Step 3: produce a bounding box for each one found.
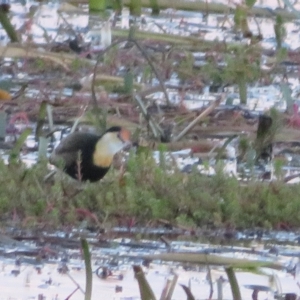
[53,132,110,182]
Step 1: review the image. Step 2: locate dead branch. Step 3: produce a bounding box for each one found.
[173,96,223,142]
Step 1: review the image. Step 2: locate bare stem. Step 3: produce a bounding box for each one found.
[173,96,222,142]
[131,38,170,105]
[134,94,164,139]
[91,39,126,130]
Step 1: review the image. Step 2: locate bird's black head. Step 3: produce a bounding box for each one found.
[105,126,122,133]
[104,126,131,144]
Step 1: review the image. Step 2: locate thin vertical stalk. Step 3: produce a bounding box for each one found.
[225,267,242,300]
[81,239,92,300]
[0,8,18,42]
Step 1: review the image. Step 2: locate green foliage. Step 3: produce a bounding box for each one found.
[35,101,47,138]
[0,8,18,42]
[273,158,284,179]
[274,15,286,49]
[71,58,86,71]
[84,109,107,132]
[34,58,46,70]
[199,47,261,104]
[0,150,300,230]
[9,128,32,164]
[223,48,260,104]
[123,70,134,94]
[149,0,160,15]
[89,0,106,11]
[245,0,256,8]
[141,65,152,83]
[130,0,142,16]
[234,5,249,33]
[238,136,250,160]
[176,52,195,81]
[111,0,122,12]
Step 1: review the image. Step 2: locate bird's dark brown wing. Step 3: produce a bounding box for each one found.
[50,132,100,168]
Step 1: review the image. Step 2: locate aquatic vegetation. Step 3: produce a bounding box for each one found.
[0,150,299,230]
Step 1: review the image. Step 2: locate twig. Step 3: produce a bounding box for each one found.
[65,272,85,294]
[284,173,300,183]
[133,265,156,300]
[43,170,57,182]
[160,278,172,300]
[91,39,125,130]
[57,11,78,39]
[215,135,238,162]
[0,45,85,70]
[180,284,196,300]
[173,96,222,142]
[130,38,170,105]
[134,94,164,138]
[76,151,83,182]
[207,263,214,300]
[71,105,88,133]
[165,273,178,300]
[281,0,300,18]
[65,286,80,300]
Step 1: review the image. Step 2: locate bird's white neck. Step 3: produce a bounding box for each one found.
[93,133,124,168]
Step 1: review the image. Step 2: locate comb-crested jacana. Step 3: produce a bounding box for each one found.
[50,126,131,182]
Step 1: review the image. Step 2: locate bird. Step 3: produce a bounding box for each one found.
[49,126,131,182]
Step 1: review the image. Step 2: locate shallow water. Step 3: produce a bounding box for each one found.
[1,1,300,297]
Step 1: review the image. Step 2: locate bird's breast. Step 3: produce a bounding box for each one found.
[92,152,113,168]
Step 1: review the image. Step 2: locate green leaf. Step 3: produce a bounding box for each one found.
[38,136,49,160]
[276,48,287,62]
[234,5,247,29]
[89,0,106,11]
[133,265,156,300]
[9,128,32,164]
[225,267,242,300]
[144,253,283,270]
[274,15,285,49]
[130,0,142,16]
[237,73,247,104]
[128,25,137,40]
[35,101,47,138]
[0,8,18,42]
[149,0,160,15]
[245,0,256,8]
[81,238,93,300]
[124,71,134,94]
[111,0,123,11]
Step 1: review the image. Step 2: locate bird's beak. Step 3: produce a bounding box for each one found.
[122,140,132,151]
[118,129,132,150]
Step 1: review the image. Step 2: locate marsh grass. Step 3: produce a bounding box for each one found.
[0,152,299,230]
